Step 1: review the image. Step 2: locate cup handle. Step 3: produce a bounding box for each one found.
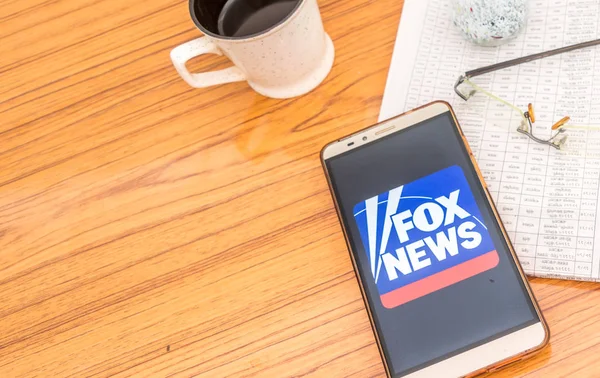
[170,37,246,88]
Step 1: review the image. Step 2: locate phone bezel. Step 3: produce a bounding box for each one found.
[320,101,549,378]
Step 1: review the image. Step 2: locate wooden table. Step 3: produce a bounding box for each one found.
[2,0,600,376]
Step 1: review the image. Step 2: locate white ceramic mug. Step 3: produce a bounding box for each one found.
[170,0,335,99]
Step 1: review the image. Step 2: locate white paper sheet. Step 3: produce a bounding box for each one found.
[380,0,600,280]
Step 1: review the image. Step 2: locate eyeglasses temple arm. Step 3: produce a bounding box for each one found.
[454,38,600,100]
[465,38,600,78]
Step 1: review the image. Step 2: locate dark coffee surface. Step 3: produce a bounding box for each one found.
[218,0,298,37]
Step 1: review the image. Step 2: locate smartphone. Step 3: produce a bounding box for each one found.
[321,101,549,378]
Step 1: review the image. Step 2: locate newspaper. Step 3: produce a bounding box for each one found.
[380,0,600,280]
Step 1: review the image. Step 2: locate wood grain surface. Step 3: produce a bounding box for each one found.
[2,0,600,376]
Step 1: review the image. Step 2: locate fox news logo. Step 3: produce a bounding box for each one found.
[353,165,499,308]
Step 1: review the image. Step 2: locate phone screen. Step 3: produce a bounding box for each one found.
[324,111,540,377]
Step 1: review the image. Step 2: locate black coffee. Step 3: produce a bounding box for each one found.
[217,0,298,38]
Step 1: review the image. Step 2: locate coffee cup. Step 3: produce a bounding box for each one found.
[170,0,335,99]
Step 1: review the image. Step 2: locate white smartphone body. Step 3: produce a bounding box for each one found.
[321,101,549,378]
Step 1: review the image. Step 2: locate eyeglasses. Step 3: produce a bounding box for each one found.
[454,38,600,150]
